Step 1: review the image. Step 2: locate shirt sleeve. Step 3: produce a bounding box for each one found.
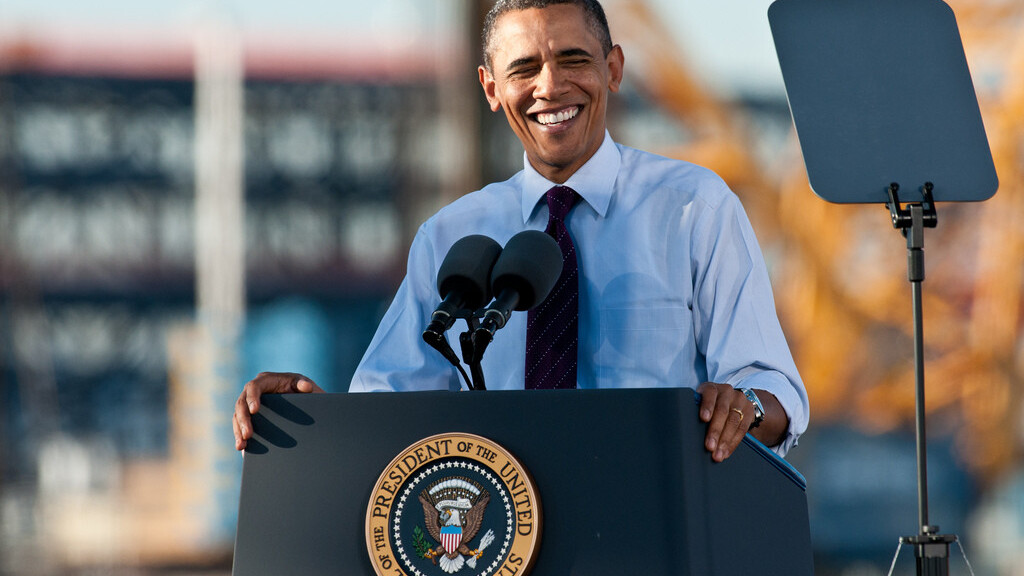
[348,227,462,393]
[690,189,809,456]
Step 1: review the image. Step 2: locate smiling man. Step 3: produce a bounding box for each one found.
[234,0,809,462]
[479,2,622,183]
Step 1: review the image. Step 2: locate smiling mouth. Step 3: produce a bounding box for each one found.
[534,106,580,126]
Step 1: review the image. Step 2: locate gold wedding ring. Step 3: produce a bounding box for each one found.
[730,407,744,422]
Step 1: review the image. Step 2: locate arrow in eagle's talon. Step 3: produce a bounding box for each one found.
[466,529,496,569]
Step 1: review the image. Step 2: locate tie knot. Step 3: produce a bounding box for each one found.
[546,185,578,222]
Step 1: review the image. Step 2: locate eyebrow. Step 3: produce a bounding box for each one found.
[504,48,596,74]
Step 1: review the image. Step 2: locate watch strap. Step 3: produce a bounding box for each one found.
[739,387,765,429]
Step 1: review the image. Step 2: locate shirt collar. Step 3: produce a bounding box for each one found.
[521,131,619,223]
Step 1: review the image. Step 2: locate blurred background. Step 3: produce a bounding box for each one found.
[0,0,1021,574]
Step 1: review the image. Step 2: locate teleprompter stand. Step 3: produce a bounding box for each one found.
[769,0,998,574]
[886,183,961,575]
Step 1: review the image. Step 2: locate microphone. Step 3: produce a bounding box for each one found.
[423,234,502,344]
[475,230,562,348]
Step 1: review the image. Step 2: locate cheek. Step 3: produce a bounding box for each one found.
[574,70,609,96]
[502,92,532,122]
[502,107,529,134]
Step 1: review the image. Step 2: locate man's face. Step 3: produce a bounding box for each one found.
[479,4,624,184]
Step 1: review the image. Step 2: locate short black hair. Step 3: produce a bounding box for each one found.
[481,0,613,71]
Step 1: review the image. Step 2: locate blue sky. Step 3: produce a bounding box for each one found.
[0,0,785,95]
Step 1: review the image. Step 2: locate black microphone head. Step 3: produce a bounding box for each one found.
[491,230,563,311]
[437,235,502,310]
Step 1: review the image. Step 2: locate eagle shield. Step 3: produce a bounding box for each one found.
[440,525,462,555]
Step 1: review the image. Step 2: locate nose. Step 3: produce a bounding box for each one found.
[533,63,567,100]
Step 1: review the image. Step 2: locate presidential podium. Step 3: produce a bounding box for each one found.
[232,388,812,575]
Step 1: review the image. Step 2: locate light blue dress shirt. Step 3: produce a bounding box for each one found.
[350,133,809,455]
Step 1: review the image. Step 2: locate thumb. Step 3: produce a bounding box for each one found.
[294,378,324,393]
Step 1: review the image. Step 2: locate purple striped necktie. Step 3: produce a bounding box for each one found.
[525,185,579,390]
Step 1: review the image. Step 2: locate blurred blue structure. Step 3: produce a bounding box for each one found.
[788,425,976,573]
[243,296,390,394]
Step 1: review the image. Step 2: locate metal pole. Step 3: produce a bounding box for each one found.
[907,203,929,534]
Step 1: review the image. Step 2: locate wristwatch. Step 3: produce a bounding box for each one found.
[739,388,765,429]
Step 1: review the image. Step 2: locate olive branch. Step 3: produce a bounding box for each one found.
[412,525,433,558]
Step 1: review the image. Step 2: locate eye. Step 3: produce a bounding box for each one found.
[507,66,538,79]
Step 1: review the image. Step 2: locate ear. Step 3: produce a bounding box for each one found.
[606,44,624,93]
[478,65,503,112]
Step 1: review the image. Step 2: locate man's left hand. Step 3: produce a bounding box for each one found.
[697,382,788,462]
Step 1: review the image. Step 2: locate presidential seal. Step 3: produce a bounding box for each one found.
[366,433,541,576]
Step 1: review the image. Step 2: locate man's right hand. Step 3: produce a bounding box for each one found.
[233,372,324,451]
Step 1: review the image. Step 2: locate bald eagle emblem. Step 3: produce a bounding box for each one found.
[418,476,494,573]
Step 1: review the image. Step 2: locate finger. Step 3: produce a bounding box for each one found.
[697,382,718,423]
[234,392,254,441]
[233,412,246,451]
[704,391,733,454]
[243,379,264,415]
[294,378,325,394]
[713,404,749,462]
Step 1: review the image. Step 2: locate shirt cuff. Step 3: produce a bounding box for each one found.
[736,370,807,457]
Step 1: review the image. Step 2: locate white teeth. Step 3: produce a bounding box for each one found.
[537,107,578,125]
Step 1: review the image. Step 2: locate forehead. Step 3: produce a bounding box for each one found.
[489,4,601,63]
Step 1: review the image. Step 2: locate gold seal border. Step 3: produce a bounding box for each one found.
[365,432,542,576]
